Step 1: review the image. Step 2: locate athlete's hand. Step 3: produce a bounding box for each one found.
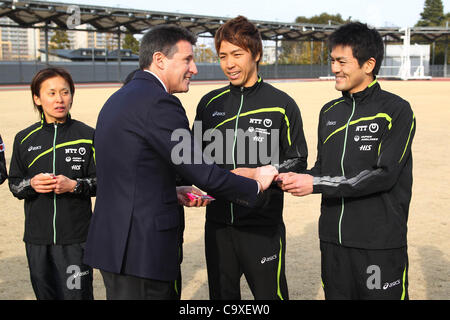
[277,173,313,196]
[30,173,57,193]
[231,167,256,179]
[53,175,77,194]
[254,165,278,192]
[176,186,211,207]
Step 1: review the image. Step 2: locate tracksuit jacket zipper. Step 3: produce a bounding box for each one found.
[52,123,57,244]
[230,87,245,224]
[338,96,356,244]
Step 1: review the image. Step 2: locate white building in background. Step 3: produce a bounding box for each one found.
[0,17,122,61]
[262,45,276,64]
[0,17,34,60]
[72,25,118,50]
[380,44,430,78]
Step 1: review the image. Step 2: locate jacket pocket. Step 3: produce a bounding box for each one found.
[155,212,180,231]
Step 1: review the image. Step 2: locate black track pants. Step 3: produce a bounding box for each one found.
[205,221,288,300]
[320,241,409,300]
[25,243,93,300]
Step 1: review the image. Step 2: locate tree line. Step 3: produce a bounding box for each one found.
[278,0,449,65]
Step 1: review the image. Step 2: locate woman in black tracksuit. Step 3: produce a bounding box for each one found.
[8,67,96,300]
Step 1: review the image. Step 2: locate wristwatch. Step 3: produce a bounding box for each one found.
[72,179,81,194]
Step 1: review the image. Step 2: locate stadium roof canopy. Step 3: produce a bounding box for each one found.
[1,0,449,43]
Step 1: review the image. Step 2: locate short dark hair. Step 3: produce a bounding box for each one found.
[328,22,384,76]
[30,67,75,114]
[139,25,197,70]
[215,16,263,65]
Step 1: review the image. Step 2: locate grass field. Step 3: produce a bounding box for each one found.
[0,79,449,299]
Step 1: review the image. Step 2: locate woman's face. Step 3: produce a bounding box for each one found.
[34,76,73,123]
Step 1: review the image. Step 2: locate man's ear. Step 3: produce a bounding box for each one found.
[364,57,376,75]
[254,52,261,64]
[152,52,166,70]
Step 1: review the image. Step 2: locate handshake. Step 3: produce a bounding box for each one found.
[178,165,314,207]
[233,166,314,196]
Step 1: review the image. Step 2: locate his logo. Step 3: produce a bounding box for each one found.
[360,145,372,151]
[369,123,379,133]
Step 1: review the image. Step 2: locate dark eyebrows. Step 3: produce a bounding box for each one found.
[219,48,245,56]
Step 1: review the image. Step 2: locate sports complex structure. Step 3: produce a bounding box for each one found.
[0,0,449,84]
[0,1,449,302]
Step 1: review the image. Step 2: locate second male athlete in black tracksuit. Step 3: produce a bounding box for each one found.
[194,77,308,299]
[311,79,415,299]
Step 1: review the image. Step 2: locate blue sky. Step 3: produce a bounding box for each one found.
[43,0,449,28]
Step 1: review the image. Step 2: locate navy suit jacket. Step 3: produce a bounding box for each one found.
[84,71,258,281]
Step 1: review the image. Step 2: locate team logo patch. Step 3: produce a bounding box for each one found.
[263,119,273,128]
[369,123,379,133]
[78,147,86,155]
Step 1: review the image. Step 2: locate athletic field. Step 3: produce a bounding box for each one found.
[0,79,448,299]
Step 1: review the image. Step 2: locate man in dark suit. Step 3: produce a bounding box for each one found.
[84,25,277,300]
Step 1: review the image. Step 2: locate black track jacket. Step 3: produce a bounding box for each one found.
[194,77,308,226]
[9,115,96,245]
[310,80,415,249]
[0,134,6,184]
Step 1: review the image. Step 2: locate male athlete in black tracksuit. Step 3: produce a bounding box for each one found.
[195,76,308,300]
[194,16,307,300]
[278,23,415,300]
